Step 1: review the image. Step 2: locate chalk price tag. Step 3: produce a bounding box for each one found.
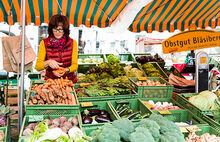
[29,115,44,122]
[180,127,188,133]
[158,110,171,115]
[81,102,93,107]
[138,77,147,81]
[186,125,201,132]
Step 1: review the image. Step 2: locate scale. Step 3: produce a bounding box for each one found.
[180,51,210,93]
[195,51,209,93]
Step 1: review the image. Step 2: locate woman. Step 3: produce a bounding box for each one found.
[35,14,78,83]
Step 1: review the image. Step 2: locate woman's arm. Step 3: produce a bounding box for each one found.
[68,40,78,73]
[35,40,46,71]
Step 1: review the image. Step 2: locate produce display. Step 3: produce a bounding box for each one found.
[22,116,91,142]
[135,80,166,86]
[89,114,185,142]
[142,100,181,110]
[124,65,144,77]
[0,105,15,127]
[0,130,4,141]
[76,76,133,97]
[188,90,219,110]
[81,109,112,124]
[77,61,126,83]
[185,132,220,142]
[78,58,104,64]
[169,73,195,87]
[139,63,163,77]
[115,103,151,120]
[135,54,165,66]
[29,78,77,105]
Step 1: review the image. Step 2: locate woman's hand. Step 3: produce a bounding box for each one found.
[44,59,63,69]
[53,68,70,77]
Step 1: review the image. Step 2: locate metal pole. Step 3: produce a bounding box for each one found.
[19,0,26,131]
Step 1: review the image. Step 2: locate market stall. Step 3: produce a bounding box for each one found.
[0,0,220,141]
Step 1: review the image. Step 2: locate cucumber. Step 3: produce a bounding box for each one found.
[132,114,143,120]
[142,113,151,118]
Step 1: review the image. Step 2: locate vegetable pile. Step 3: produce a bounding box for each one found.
[76,76,133,97]
[81,109,112,124]
[115,103,151,120]
[135,54,165,67]
[142,100,181,110]
[78,58,104,64]
[139,63,163,78]
[89,114,185,142]
[22,116,91,142]
[29,78,77,105]
[23,116,79,136]
[0,105,15,127]
[124,65,144,77]
[185,132,220,142]
[188,90,219,110]
[0,130,4,141]
[135,80,166,86]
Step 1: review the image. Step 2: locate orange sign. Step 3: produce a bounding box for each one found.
[162,30,220,54]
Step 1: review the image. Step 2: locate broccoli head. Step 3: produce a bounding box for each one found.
[129,127,155,142]
[112,118,135,141]
[97,124,120,142]
[161,129,185,142]
[138,119,160,141]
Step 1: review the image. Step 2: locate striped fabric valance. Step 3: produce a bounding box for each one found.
[0,0,130,27]
[129,0,220,33]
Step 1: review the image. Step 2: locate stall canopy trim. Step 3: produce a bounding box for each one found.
[0,0,130,27]
[129,0,220,33]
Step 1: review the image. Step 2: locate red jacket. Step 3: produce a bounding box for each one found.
[43,37,77,83]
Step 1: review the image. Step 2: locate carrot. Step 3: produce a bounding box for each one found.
[54,79,59,86]
[48,90,55,102]
[34,87,42,94]
[45,92,52,104]
[65,99,68,104]
[61,88,67,99]
[38,99,44,104]
[60,77,64,88]
[40,91,47,101]
[68,82,74,87]
[42,83,50,89]
[71,95,76,105]
[34,95,41,100]
[66,91,72,100]
[54,97,58,103]
[57,79,62,88]
[28,100,34,105]
[51,85,62,97]
[62,99,65,104]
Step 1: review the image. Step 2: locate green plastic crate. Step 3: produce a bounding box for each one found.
[184,125,220,137]
[80,101,119,129]
[203,114,220,131]
[129,77,173,98]
[106,53,136,64]
[0,126,8,142]
[19,113,82,142]
[137,62,168,80]
[25,91,79,115]
[177,93,217,117]
[78,54,107,64]
[109,98,152,122]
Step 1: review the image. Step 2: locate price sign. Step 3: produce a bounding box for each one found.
[29,115,44,122]
[158,110,171,115]
[200,57,207,64]
[81,102,94,107]
[138,77,147,81]
[186,125,201,132]
[180,127,188,133]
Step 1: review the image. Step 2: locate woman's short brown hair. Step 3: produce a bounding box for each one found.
[48,14,70,38]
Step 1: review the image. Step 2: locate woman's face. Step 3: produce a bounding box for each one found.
[52,23,64,40]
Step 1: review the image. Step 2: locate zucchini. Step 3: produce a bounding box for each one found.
[121,114,128,118]
[127,111,140,120]
[120,109,133,116]
[118,107,129,116]
[142,113,151,118]
[132,114,143,120]
[116,104,122,110]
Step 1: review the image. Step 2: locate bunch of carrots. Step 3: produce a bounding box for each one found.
[29,77,77,105]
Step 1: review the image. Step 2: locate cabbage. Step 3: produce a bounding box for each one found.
[189,90,218,110]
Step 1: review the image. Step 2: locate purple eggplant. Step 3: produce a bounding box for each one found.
[100,110,110,118]
[95,116,111,123]
[82,116,93,124]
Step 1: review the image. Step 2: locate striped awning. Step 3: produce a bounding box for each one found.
[129,0,220,33]
[0,0,130,27]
